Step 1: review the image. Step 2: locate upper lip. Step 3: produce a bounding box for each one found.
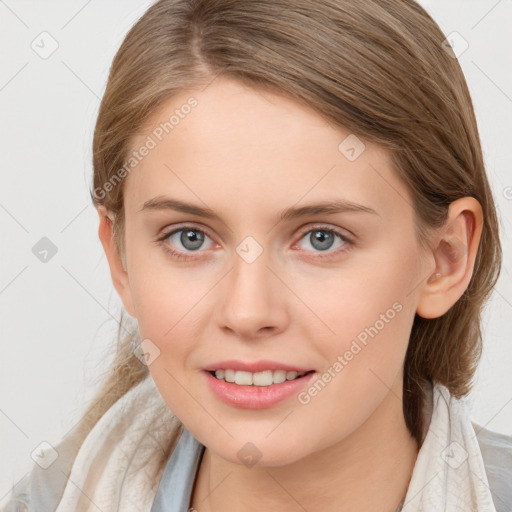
[203,359,314,373]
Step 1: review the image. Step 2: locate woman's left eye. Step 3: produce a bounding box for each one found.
[294,226,351,256]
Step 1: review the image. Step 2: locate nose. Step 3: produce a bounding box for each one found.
[217,246,289,340]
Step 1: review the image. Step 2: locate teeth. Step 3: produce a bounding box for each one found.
[235,371,253,385]
[212,369,308,386]
[252,370,272,386]
[273,370,287,384]
[224,369,235,383]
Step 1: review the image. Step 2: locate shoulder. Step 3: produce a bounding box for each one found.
[472,420,512,512]
[2,375,172,512]
[1,427,82,512]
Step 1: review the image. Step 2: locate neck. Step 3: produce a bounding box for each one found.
[191,377,418,512]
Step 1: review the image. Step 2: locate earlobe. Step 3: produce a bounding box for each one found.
[96,206,137,318]
[416,197,483,319]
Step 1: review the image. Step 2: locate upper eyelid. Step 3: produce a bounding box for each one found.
[160,223,351,239]
[296,223,352,238]
[160,223,216,242]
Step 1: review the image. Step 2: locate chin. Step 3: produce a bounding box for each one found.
[207,435,311,468]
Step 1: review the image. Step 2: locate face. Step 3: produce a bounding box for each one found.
[112,77,433,466]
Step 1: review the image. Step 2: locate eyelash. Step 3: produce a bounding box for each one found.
[156,224,353,261]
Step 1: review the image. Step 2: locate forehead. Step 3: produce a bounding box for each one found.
[123,77,412,223]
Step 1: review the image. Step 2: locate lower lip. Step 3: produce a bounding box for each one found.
[203,370,317,409]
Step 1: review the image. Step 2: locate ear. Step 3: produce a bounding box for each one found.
[97,206,136,318]
[416,197,483,319]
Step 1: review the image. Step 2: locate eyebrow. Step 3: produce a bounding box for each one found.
[138,195,379,221]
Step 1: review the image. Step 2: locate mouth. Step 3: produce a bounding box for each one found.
[208,369,316,386]
[203,365,317,409]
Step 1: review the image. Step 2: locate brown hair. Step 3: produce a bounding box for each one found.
[76,0,501,457]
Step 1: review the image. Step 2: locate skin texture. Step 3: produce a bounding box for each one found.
[97,77,483,511]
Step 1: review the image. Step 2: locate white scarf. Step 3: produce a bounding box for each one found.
[51,374,496,511]
[401,383,497,511]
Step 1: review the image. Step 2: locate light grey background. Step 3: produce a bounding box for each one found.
[1,0,511,502]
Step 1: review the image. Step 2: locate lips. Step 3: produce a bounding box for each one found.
[202,359,317,409]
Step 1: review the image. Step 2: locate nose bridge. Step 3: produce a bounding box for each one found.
[230,236,274,304]
[219,235,287,336]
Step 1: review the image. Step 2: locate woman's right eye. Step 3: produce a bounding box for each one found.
[157,226,216,260]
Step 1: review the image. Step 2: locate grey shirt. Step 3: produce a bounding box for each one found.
[150,427,205,512]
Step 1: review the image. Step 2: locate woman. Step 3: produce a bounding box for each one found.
[3,0,511,510]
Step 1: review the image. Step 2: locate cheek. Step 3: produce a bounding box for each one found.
[301,259,413,331]
[126,243,216,372]
[295,243,419,377]
[292,264,415,450]
[126,259,208,414]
